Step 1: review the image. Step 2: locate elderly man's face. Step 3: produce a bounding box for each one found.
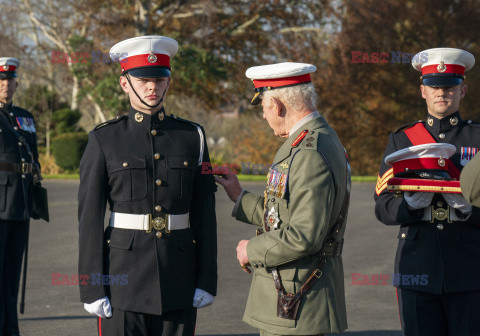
[421,84,467,119]
[261,96,288,138]
[0,77,18,104]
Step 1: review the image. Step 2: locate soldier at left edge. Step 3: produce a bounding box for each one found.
[0,57,43,336]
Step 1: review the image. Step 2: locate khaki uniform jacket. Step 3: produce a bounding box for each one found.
[235,116,350,334]
[461,152,480,207]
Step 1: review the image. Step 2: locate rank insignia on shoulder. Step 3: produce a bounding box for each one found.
[291,129,308,147]
[266,168,288,198]
[460,147,479,166]
[16,117,36,133]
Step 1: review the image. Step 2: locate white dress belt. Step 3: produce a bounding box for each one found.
[109,212,190,231]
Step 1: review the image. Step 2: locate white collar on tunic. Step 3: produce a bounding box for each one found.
[288,111,320,137]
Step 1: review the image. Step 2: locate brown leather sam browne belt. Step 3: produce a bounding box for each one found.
[0,162,33,174]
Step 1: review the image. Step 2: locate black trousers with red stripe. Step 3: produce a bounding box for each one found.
[397,288,480,336]
[98,307,196,336]
[0,220,28,335]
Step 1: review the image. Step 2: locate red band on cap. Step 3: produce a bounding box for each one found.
[120,54,170,72]
[421,64,465,75]
[393,158,451,176]
[0,65,16,72]
[253,74,311,89]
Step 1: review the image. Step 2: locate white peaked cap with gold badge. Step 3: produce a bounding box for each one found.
[386,143,456,166]
[412,48,475,87]
[385,143,458,180]
[110,36,178,78]
[0,57,20,79]
[245,62,317,105]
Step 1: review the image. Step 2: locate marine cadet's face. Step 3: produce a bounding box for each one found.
[0,78,18,104]
[420,84,467,119]
[120,76,170,114]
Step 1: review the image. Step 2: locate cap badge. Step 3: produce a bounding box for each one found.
[251,92,261,105]
[135,112,144,122]
[450,117,458,126]
[147,52,157,63]
[3,65,8,71]
[438,157,446,167]
[437,61,446,73]
[427,118,434,126]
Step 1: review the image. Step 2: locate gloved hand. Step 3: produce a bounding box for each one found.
[192,288,214,309]
[404,191,434,210]
[84,296,112,318]
[442,193,473,215]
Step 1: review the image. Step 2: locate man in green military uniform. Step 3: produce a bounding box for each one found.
[216,62,350,335]
[461,153,480,207]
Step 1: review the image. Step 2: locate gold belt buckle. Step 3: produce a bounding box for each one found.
[153,217,167,231]
[430,205,451,223]
[21,163,29,174]
[147,214,170,233]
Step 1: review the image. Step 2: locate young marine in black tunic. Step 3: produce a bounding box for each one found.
[78,36,217,336]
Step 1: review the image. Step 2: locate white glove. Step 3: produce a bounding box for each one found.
[84,296,112,318]
[192,288,214,309]
[442,193,473,215]
[404,191,434,210]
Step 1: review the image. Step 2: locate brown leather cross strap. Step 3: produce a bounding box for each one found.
[272,258,327,320]
[272,257,326,296]
[0,162,33,174]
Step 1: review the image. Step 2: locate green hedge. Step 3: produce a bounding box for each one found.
[52,132,88,171]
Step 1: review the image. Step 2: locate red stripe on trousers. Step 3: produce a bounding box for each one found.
[396,288,402,329]
[193,309,197,335]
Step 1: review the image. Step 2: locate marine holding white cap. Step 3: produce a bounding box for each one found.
[374,47,480,335]
[78,36,218,336]
[216,62,351,335]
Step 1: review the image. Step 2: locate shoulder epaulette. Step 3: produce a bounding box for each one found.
[94,115,127,130]
[170,114,202,128]
[393,120,423,134]
[466,120,480,127]
[299,130,319,150]
[12,105,29,113]
[291,129,309,147]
